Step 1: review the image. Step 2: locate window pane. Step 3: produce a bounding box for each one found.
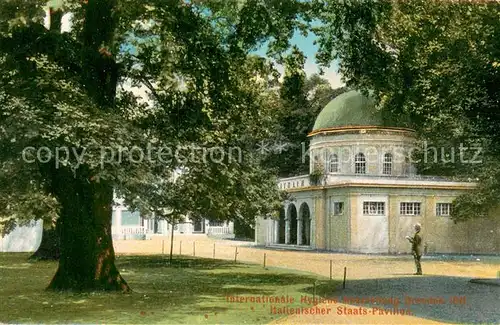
[400,202,421,216]
[329,154,339,173]
[436,203,451,216]
[355,153,366,174]
[332,202,344,215]
[383,153,392,175]
[363,201,385,215]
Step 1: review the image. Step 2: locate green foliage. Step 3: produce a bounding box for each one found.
[314,0,500,222]
[309,167,324,186]
[0,0,313,234]
[263,47,347,177]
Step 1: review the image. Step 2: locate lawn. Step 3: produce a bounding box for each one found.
[0,253,339,324]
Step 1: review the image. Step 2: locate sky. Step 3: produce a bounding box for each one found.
[45,10,344,90]
[255,30,345,89]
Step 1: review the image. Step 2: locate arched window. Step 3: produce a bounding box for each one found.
[329,154,339,173]
[354,153,366,174]
[382,153,392,175]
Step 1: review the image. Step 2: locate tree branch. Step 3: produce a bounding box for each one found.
[139,73,162,103]
[49,7,63,33]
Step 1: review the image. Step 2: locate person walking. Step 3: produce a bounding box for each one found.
[406,223,423,275]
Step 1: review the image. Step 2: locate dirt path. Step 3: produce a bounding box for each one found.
[114,236,500,324]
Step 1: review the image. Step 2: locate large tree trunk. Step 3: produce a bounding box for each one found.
[47,169,129,292]
[45,0,128,292]
[29,219,60,261]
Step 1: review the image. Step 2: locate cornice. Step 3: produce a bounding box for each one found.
[308,126,416,138]
[284,182,475,193]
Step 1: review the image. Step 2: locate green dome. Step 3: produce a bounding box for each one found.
[312,90,384,131]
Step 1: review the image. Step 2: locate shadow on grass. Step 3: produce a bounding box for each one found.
[119,255,332,301]
[117,254,239,270]
[320,275,500,324]
[300,280,340,298]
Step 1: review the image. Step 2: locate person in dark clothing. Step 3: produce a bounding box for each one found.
[406,223,423,275]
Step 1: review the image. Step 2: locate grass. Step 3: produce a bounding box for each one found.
[0,253,339,324]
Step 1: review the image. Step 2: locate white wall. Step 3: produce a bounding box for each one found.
[0,220,43,252]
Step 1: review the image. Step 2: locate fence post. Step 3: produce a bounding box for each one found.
[162,240,165,256]
[330,260,332,280]
[169,225,174,264]
[343,267,347,289]
[193,241,196,256]
[213,243,215,259]
[179,240,182,255]
[234,246,238,263]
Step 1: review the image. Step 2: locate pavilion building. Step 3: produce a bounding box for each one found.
[255,90,500,254]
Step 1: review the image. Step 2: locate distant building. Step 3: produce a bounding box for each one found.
[0,220,43,253]
[255,90,500,254]
[1,197,234,253]
[111,196,234,240]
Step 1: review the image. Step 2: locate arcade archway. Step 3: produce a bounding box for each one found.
[299,203,311,246]
[278,207,286,244]
[288,204,298,244]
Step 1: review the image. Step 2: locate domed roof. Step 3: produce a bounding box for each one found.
[312,90,384,131]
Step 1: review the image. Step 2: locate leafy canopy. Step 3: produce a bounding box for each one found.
[0,0,314,230]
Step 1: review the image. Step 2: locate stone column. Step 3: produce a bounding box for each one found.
[266,218,271,246]
[285,219,290,244]
[304,217,311,246]
[269,219,274,245]
[285,204,290,244]
[297,217,303,245]
[274,220,279,244]
[254,218,260,245]
[310,200,316,248]
[267,219,272,245]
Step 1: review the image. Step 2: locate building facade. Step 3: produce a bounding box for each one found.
[1,199,234,253]
[111,197,234,240]
[255,90,500,254]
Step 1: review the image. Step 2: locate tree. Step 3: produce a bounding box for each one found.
[29,218,61,260]
[0,0,311,291]
[313,0,500,222]
[0,1,63,260]
[263,47,347,177]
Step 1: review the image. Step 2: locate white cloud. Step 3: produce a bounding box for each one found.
[273,59,345,89]
[304,60,345,89]
[322,68,345,89]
